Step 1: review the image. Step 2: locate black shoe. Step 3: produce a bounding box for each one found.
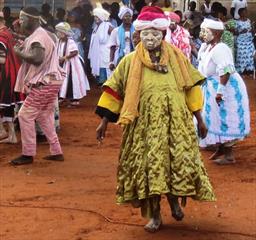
[10,155,33,166]
[43,154,64,161]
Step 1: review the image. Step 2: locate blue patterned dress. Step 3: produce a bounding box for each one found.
[198,43,250,147]
[235,19,255,73]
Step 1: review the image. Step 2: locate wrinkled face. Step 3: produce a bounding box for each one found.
[140,29,163,50]
[199,27,214,42]
[122,12,132,25]
[203,28,214,43]
[199,27,206,40]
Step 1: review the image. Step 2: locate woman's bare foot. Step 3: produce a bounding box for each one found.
[144,214,162,233]
[167,195,184,221]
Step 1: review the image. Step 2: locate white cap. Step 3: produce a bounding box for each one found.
[201,18,224,30]
[93,8,110,22]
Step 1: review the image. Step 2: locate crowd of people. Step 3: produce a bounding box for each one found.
[0,0,254,234]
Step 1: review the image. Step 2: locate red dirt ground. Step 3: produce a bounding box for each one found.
[0,76,255,240]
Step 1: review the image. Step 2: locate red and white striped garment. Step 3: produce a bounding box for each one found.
[18,84,62,156]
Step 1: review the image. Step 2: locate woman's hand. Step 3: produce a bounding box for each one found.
[109,63,115,71]
[193,110,208,139]
[215,93,223,106]
[96,117,109,143]
[197,120,208,139]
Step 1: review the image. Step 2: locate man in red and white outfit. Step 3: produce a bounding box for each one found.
[11,7,66,165]
[165,12,192,60]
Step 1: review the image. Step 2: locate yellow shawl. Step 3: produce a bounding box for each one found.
[117,41,203,125]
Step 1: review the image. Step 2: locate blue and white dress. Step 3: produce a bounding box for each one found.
[198,42,250,147]
[235,19,255,73]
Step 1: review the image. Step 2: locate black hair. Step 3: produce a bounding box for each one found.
[211,2,222,13]
[56,7,66,18]
[2,6,11,13]
[41,3,51,12]
[111,2,120,9]
[57,8,65,15]
[219,6,227,16]
[102,2,110,11]
[189,1,197,10]
[151,0,171,8]
[238,7,246,16]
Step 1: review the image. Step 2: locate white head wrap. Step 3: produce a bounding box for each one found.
[55,22,73,36]
[93,8,110,22]
[201,18,224,30]
[118,6,133,20]
[20,10,47,25]
[200,20,207,29]
[133,18,170,31]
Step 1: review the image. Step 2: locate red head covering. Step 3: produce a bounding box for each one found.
[134,6,170,31]
[168,12,181,23]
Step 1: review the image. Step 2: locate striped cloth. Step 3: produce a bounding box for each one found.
[18,84,62,156]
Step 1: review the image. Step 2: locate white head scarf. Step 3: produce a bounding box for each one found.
[201,18,224,30]
[133,19,170,31]
[118,6,133,20]
[55,22,73,36]
[93,8,110,21]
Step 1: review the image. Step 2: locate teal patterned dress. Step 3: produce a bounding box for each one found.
[235,19,255,73]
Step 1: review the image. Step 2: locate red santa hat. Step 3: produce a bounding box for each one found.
[133,6,170,31]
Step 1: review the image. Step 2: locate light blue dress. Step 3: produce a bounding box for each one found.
[235,19,255,73]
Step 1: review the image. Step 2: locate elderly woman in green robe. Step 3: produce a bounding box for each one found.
[96,6,215,233]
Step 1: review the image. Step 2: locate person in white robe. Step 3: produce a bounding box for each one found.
[56,22,90,106]
[88,8,113,86]
[198,19,250,165]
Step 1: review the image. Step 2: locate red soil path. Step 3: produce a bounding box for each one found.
[0,76,255,240]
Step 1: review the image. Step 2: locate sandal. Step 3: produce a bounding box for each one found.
[213,157,236,165]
